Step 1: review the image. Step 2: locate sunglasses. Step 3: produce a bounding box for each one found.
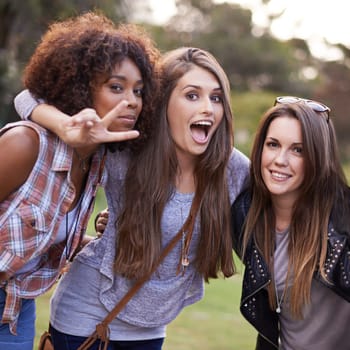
[274,96,330,122]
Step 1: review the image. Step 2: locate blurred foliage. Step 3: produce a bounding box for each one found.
[0,0,349,163]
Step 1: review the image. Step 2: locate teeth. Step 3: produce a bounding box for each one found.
[193,121,212,126]
[271,171,289,179]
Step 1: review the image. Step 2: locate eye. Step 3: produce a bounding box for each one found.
[266,141,279,148]
[186,92,199,101]
[292,146,303,155]
[210,94,222,103]
[110,84,123,93]
[134,87,144,97]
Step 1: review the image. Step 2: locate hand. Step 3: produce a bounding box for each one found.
[95,208,109,238]
[58,101,140,147]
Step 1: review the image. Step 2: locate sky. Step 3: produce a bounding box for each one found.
[148,0,350,60]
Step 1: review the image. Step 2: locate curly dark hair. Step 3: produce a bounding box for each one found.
[23,12,160,150]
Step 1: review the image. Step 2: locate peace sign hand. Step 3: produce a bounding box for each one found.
[59,100,140,148]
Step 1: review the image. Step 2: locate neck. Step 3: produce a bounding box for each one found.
[176,170,195,194]
[73,148,95,173]
[175,152,196,194]
[272,198,293,232]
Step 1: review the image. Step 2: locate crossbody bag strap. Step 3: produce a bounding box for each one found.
[77,193,201,350]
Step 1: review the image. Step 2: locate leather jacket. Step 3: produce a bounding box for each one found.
[231,189,350,350]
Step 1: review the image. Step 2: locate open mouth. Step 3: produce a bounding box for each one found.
[190,120,213,143]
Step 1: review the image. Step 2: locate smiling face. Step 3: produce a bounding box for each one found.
[92,58,143,132]
[261,115,305,206]
[166,66,224,161]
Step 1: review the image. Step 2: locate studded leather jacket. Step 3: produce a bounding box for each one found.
[231,189,350,350]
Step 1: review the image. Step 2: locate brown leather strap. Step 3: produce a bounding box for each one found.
[77,193,201,350]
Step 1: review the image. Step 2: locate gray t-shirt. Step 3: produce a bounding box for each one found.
[274,231,350,350]
[50,148,250,340]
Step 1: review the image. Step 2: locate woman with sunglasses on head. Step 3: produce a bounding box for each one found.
[15,47,249,349]
[0,12,158,349]
[231,97,350,350]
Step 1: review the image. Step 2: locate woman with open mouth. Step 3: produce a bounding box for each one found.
[15,47,249,350]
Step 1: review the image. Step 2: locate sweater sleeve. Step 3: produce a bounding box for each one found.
[14,89,43,120]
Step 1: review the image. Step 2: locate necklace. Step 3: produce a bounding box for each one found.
[179,208,192,274]
[74,149,91,173]
[274,227,289,313]
[274,278,285,313]
[65,201,82,261]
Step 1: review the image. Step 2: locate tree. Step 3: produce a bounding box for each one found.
[0,0,143,126]
[152,0,314,94]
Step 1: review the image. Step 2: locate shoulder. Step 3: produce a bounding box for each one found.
[230,148,250,166]
[226,148,250,201]
[106,148,131,178]
[0,123,40,157]
[0,123,41,201]
[227,148,250,179]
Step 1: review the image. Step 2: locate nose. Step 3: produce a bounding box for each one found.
[274,149,288,166]
[125,90,138,109]
[201,97,214,115]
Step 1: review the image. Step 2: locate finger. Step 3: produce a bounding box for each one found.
[96,223,105,232]
[98,217,108,225]
[101,100,129,128]
[100,211,109,218]
[67,109,101,127]
[103,130,140,143]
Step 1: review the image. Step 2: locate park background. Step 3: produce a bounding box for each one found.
[1,0,350,349]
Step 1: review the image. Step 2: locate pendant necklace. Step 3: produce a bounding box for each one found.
[74,149,91,173]
[274,227,289,313]
[274,279,284,313]
[65,201,82,262]
[274,271,287,314]
[180,208,191,273]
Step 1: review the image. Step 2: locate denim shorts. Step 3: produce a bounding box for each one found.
[0,288,35,350]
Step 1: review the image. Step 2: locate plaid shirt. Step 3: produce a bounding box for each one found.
[0,121,106,334]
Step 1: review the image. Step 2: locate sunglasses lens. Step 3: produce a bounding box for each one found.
[275,96,330,122]
[277,96,299,104]
[306,101,327,112]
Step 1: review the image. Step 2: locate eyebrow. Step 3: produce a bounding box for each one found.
[182,84,222,91]
[266,136,303,145]
[109,75,143,84]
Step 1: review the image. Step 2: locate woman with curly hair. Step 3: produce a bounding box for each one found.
[0,12,159,349]
[15,47,249,349]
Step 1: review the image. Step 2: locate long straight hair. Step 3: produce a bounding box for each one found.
[115,47,235,281]
[242,103,349,318]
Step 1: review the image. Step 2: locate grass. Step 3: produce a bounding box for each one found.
[163,270,257,350]
[34,261,256,349]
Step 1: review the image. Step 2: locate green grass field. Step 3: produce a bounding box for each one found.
[34,262,257,349]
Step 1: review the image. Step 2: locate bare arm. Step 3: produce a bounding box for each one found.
[14,90,139,147]
[0,126,39,202]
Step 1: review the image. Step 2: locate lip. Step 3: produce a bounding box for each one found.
[190,119,214,144]
[120,114,137,124]
[269,170,291,181]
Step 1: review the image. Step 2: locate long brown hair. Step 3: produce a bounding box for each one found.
[115,47,235,281]
[242,103,349,318]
